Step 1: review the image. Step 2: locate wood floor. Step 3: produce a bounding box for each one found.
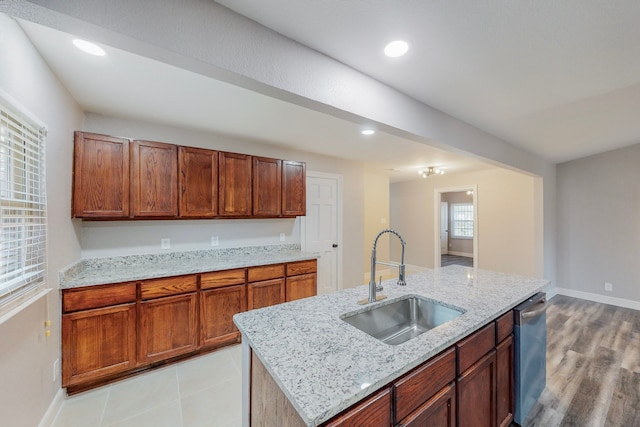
[523,295,640,427]
[441,254,473,267]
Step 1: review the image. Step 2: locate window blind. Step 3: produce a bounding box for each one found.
[451,203,474,238]
[0,100,47,309]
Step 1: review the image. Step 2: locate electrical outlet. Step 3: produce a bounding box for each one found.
[161,238,170,249]
[211,236,219,246]
[53,358,59,382]
[604,282,613,292]
[380,217,387,224]
[279,233,286,242]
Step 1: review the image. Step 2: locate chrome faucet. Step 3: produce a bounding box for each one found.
[360,229,407,304]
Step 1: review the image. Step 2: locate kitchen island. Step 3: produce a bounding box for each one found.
[233,265,548,426]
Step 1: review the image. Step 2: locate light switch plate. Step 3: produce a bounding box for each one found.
[211,236,219,246]
[161,238,170,249]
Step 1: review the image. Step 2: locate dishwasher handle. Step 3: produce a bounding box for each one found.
[520,298,547,320]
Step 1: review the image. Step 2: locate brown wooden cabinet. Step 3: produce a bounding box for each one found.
[247,264,285,310]
[253,156,282,216]
[131,140,178,217]
[72,131,130,218]
[138,275,198,364]
[282,160,306,216]
[322,387,392,427]
[178,146,218,217]
[398,382,456,427]
[285,260,317,302]
[219,151,252,217]
[61,282,137,387]
[200,269,246,349]
[495,311,515,427]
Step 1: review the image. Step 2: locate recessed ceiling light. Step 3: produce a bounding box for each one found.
[384,40,409,58]
[361,129,375,136]
[72,39,106,56]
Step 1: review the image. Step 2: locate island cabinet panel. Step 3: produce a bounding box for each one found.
[218,151,252,217]
[131,140,178,217]
[72,131,130,218]
[62,303,136,387]
[200,284,246,349]
[397,382,456,427]
[393,347,456,423]
[247,278,285,310]
[282,160,306,216]
[252,156,282,216]
[456,323,495,374]
[457,350,497,427]
[322,387,392,427]
[178,146,218,217]
[285,273,316,302]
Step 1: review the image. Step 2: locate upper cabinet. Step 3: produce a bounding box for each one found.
[72,131,306,220]
[282,161,306,216]
[72,132,130,218]
[218,152,252,217]
[179,146,218,218]
[253,156,282,217]
[131,140,178,217]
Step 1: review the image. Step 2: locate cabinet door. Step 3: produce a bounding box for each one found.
[62,303,136,387]
[457,350,497,427]
[218,151,252,216]
[282,160,306,216]
[398,383,456,427]
[178,146,218,217]
[139,293,198,364]
[323,387,391,427]
[496,335,514,427]
[131,140,178,217]
[285,273,317,302]
[72,131,130,218]
[200,284,247,349]
[247,278,285,310]
[253,156,281,216]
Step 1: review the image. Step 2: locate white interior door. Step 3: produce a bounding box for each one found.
[440,202,449,255]
[303,173,341,294]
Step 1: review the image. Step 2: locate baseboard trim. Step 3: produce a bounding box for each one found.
[39,387,64,427]
[446,251,473,258]
[555,287,640,310]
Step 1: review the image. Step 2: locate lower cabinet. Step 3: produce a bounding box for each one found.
[200,284,246,349]
[496,335,515,427]
[62,303,136,387]
[248,278,285,310]
[457,350,497,427]
[399,382,456,427]
[323,387,392,427]
[285,273,316,302]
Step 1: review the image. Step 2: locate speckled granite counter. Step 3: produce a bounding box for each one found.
[233,265,548,426]
[59,244,317,289]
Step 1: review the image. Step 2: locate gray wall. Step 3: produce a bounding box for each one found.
[557,143,640,303]
[0,14,83,427]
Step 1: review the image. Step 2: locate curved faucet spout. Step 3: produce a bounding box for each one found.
[363,229,407,305]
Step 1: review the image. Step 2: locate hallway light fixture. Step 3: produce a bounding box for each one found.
[418,167,444,178]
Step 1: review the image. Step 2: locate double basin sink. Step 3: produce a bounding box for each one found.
[341,296,464,345]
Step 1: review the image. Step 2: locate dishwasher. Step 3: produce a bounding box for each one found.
[514,292,547,425]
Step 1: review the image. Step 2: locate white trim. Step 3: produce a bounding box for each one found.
[39,387,65,427]
[434,185,478,268]
[555,287,640,311]
[447,251,473,258]
[0,287,50,325]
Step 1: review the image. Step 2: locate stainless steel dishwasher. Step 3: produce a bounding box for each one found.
[514,292,547,425]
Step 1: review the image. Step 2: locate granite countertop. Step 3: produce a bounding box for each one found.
[59,244,318,289]
[233,265,548,426]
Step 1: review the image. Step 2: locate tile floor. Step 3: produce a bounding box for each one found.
[52,345,242,427]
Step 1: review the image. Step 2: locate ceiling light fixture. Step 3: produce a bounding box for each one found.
[384,40,409,58]
[72,39,106,56]
[361,129,375,136]
[418,167,445,178]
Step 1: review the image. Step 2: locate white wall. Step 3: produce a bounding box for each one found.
[363,172,390,276]
[81,113,366,287]
[0,14,83,427]
[391,168,540,277]
[557,143,640,303]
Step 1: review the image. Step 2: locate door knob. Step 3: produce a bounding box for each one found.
[332,244,338,248]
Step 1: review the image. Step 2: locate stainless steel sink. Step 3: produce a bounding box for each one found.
[341,296,464,345]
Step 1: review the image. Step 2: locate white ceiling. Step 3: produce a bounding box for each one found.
[217,0,640,164]
[16,18,492,183]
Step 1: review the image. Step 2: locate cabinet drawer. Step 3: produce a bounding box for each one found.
[248,264,285,282]
[201,269,246,290]
[496,311,514,344]
[286,260,317,276]
[456,323,496,374]
[323,387,391,427]
[63,283,136,313]
[394,347,456,422]
[140,275,198,300]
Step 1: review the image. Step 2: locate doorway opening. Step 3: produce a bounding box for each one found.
[434,185,478,268]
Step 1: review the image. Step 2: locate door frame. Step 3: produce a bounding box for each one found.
[434,185,478,268]
[300,170,343,291]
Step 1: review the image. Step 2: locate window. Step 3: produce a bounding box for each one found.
[0,99,47,310]
[451,203,473,238]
